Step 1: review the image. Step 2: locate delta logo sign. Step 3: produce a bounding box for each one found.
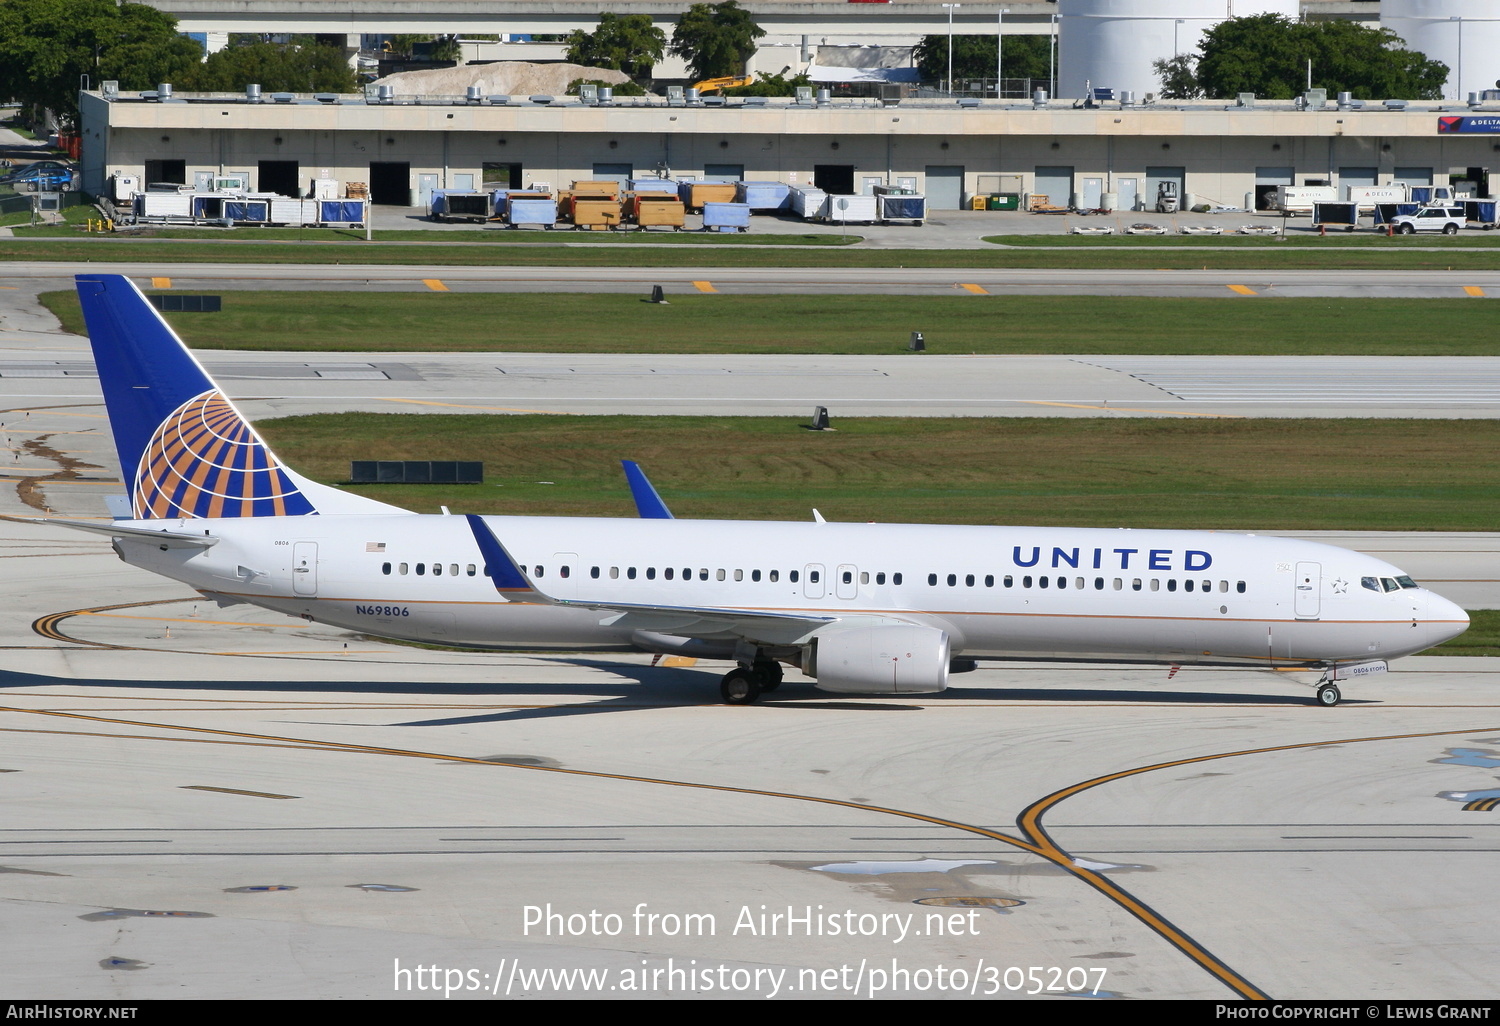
[1439,116,1500,133]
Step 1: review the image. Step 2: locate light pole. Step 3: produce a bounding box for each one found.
[943,3,961,95]
[997,7,1008,99]
[1173,19,1185,57]
[1048,13,1057,98]
[1450,16,1463,102]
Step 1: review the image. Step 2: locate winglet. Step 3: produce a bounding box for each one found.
[465,514,555,603]
[621,460,674,519]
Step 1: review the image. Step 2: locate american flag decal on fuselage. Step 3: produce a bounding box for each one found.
[133,390,317,519]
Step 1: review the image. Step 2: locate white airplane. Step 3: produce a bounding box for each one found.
[51,273,1468,707]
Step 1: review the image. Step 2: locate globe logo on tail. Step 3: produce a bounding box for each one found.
[132,390,316,519]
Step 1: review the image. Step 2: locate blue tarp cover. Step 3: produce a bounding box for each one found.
[880,196,925,219]
[508,198,557,225]
[318,200,365,223]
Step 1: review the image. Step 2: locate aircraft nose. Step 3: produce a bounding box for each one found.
[1425,592,1470,645]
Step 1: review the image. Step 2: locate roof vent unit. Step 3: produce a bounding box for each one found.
[685,87,701,104]
[743,95,768,107]
[101,80,119,101]
[1337,91,1353,110]
[1304,88,1327,109]
[816,88,831,106]
[667,85,685,106]
[246,83,261,103]
[529,94,554,105]
[1383,99,1408,110]
[1120,89,1135,106]
[314,93,337,104]
[376,84,394,104]
[957,97,980,108]
[598,86,613,104]
[1237,92,1255,108]
[156,82,172,101]
[795,85,813,106]
[1470,91,1483,108]
[273,92,294,104]
[466,85,483,103]
[487,94,510,105]
[577,83,598,104]
[1032,88,1048,107]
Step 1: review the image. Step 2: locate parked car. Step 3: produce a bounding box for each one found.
[0,160,76,191]
[1389,206,1465,235]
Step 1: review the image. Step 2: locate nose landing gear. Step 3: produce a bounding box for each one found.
[1315,682,1341,707]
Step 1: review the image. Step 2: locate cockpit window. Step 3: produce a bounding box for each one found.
[1361,577,1381,592]
[1396,576,1419,589]
[1381,578,1400,592]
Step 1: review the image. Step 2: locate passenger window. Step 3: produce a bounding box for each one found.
[735,570,743,582]
[844,571,854,584]
[790,570,799,583]
[1005,575,1014,588]
[1236,581,1246,593]
[400,563,408,574]
[559,566,570,578]
[591,566,600,579]
[716,569,726,581]
[434,563,444,576]
[1095,577,1104,590]
[1023,575,1032,588]
[1039,576,1049,589]
[809,569,820,583]
[893,573,902,585]
[1131,578,1141,591]
[647,567,656,580]
[752,569,761,582]
[699,569,709,581]
[1076,577,1085,589]
[1150,579,1160,591]
[1167,579,1177,592]
[382,562,391,575]
[416,563,426,576]
[467,564,476,576]
[1183,579,1192,592]
[1113,578,1122,590]
[876,572,886,585]
[628,567,637,579]
[964,574,974,587]
[928,574,938,586]
[610,567,620,580]
[450,564,458,576]
[771,570,780,583]
[860,572,869,584]
[665,567,674,580]
[947,574,957,587]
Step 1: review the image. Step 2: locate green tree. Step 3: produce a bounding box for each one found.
[0,0,203,127]
[669,1,764,82]
[1152,55,1203,100]
[186,42,356,94]
[1191,14,1447,100]
[428,35,462,62]
[722,70,811,97]
[913,34,1052,90]
[566,13,666,80]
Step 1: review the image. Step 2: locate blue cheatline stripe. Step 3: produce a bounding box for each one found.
[465,514,536,595]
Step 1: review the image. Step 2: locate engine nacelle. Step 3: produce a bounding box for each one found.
[806,625,950,694]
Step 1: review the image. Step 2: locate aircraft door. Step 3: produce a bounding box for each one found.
[836,564,858,600]
[804,564,826,600]
[1294,561,1321,619]
[292,542,318,596]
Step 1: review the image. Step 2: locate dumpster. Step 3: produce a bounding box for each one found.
[506,197,557,228]
[679,181,738,211]
[629,194,685,230]
[735,181,791,212]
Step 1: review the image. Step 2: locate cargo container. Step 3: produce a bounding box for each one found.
[873,185,925,225]
[570,180,621,198]
[735,181,791,212]
[1275,185,1338,214]
[1344,184,1408,208]
[506,197,558,229]
[566,195,623,229]
[223,199,270,223]
[1464,200,1499,229]
[821,194,878,224]
[628,194,685,230]
[701,201,751,231]
[789,187,828,220]
[317,199,366,226]
[134,192,192,221]
[1311,201,1359,230]
[679,181,738,212]
[269,198,315,226]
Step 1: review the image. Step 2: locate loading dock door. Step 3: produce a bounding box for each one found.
[813,164,854,194]
[368,162,412,205]
[1034,166,1073,208]
[1254,166,1294,211]
[258,160,300,198]
[1145,166,1185,209]
[925,165,965,209]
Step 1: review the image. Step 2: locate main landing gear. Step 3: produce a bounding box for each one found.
[719,660,784,705]
[1315,682,1341,707]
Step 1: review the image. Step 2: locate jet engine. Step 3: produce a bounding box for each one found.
[805,624,950,694]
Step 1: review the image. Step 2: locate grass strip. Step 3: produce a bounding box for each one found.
[40,291,1500,356]
[256,414,1500,532]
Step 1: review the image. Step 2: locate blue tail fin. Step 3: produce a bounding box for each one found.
[75,274,403,520]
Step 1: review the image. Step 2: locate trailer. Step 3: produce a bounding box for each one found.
[269,197,315,226]
[222,199,270,224]
[1464,200,1499,230]
[1311,201,1359,231]
[872,185,925,225]
[734,181,791,213]
[134,192,192,222]
[820,194,878,224]
[429,190,492,223]
[701,201,751,232]
[1410,186,1456,205]
[1344,184,1409,209]
[316,199,366,227]
[1275,185,1338,214]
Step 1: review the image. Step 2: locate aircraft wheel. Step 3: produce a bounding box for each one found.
[1316,683,1341,707]
[752,660,783,692]
[721,668,761,705]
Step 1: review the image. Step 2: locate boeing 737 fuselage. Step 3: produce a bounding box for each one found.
[54,274,1469,706]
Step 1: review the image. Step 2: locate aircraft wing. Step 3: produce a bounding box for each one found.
[466,514,876,646]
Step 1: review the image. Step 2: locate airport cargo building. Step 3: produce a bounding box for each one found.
[79,87,1500,213]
